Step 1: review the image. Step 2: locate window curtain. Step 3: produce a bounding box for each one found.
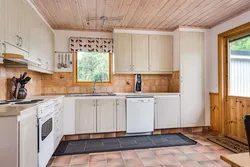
[69,37,113,53]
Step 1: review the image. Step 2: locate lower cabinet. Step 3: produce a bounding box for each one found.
[154,95,181,129]
[75,99,97,134]
[75,98,126,134]
[116,98,126,131]
[19,110,37,167]
[97,99,116,133]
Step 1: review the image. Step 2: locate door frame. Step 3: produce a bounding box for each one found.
[218,22,250,135]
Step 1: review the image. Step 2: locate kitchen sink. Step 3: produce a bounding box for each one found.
[66,92,116,97]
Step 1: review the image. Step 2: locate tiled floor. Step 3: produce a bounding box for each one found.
[47,132,233,167]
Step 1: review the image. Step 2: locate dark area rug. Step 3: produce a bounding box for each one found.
[54,133,197,156]
[207,136,249,153]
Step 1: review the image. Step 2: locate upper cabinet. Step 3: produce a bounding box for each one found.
[132,34,149,72]
[0,0,4,64]
[113,32,173,74]
[4,0,29,52]
[149,35,173,73]
[114,33,132,73]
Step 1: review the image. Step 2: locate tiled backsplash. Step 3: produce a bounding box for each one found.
[0,65,42,100]
[0,64,180,100]
[41,72,180,95]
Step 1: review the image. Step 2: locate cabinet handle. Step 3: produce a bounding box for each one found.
[16,35,20,46]
[93,100,96,106]
[2,43,6,53]
[20,37,23,47]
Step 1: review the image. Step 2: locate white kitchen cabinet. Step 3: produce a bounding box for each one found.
[114,33,132,73]
[116,98,126,131]
[19,109,37,167]
[132,34,149,72]
[0,0,4,64]
[97,99,116,132]
[4,0,29,52]
[149,35,173,73]
[180,32,205,127]
[75,99,97,134]
[154,95,180,129]
[63,97,76,134]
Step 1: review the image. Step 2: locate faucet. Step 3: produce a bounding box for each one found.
[93,78,102,94]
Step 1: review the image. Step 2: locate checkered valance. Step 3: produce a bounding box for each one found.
[69,37,113,53]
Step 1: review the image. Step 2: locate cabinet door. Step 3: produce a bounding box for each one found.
[4,0,20,47]
[19,113,37,167]
[97,99,116,133]
[149,35,173,73]
[0,0,4,63]
[132,34,149,72]
[114,33,132,73]
[155,96,180,129]
[19,0,29,51]
[75,99,96,134]
[116,98,126,131]
[180,32,204,127]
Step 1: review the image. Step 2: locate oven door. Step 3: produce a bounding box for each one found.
[38,113,54,167]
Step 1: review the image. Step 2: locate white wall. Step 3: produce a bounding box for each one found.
[54,30,113,52]
[208,10,250,93]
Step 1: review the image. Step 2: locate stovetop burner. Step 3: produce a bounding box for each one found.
[0,102,9,105]
[15,101,39,105]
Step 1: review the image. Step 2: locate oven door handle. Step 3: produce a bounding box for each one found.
[37,118,40,153]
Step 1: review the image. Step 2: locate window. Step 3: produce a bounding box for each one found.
[228,35,250,97]
[74,52,111,83]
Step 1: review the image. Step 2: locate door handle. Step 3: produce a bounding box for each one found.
[16,35,20,46]
[20,37,23,47]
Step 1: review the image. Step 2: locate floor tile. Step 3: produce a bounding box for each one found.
[172,153,192,162]
[181,161,203,167]
[202,152,221,160]
[198,160,221,167]
[187,153,210,162]
[89,161,107,167]
[164,163,183,167]
[70,164,89,167]
[51,155,72,166]
[124,158,144,167]
[136,149,156,158]
[157,154,179,165]
[213,160,231,167]
[121,150,139,159]
[89,153,106,162]
[179,146,198,154]
[141,157,163,166]
[165,148,184,154]
[106,152,122,160]
[151,148,170,156]
[107,159,125,167]
[208,145,225,151]
[193,146,214,153]
[71,154,89,165]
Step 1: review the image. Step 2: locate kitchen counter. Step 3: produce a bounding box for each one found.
[0,93,179,117]
[0,95,64,117]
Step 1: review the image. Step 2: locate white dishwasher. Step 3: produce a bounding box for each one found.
[126,96,154,134]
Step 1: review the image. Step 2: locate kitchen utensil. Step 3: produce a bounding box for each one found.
[63,53,68,68]
[22,72,27,80]
[15,83,20,99]
[57,54,62,69]
[20,76,31,88]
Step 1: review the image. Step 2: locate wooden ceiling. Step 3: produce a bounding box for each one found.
[31,0,250,32]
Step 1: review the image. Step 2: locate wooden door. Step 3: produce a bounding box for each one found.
[19,112,37,167]
[180,32,205,127]
[149,35,173,73]
[132,34,149,72]
[155,96,180,129]
[4,0,20,47]
[114,33,132,73]
[97,99,116,133]
[116,98,126,131]
[75,99,97,134]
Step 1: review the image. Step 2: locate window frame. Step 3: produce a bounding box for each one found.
[73,52,113,85]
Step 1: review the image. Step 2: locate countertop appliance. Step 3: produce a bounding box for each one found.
[126,96,154,134]
[135,74,142,93]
